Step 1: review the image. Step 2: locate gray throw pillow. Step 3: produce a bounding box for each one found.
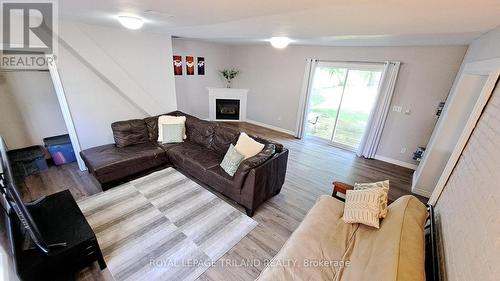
[220,144,245,176]
[162,123,184,144]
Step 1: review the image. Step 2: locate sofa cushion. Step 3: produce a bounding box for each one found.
[354,180,390,218]
[157,115,187,142]
[158,142,183,152]
[251,135,283,153]
[205,166,241,202]
[199,143,277,203]
[343,188,384,228]
[185,118,216,148]
[111,119,149,148]
[340,195,427,281]
[209,125,239,156]
[167,143,222,175]
[143,116,159,142]
[80,143,167,184]
[220,144,245,177]
[234,132,265,159]
[256,196,359,281]
[165,110,185,117]
[161,124,185,144]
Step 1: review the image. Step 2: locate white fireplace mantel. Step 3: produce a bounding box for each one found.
[208,87,248,121]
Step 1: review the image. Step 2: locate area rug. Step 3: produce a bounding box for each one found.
[77,167,257,281]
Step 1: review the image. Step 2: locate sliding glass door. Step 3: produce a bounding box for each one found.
[305,62,384,150]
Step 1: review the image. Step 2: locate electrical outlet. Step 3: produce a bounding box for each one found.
[400,147,407,154]
[392,106,402,113]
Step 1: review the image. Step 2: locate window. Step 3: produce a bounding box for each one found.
[305,62,384,150]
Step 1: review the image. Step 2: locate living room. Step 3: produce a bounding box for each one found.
[0,1,499,281]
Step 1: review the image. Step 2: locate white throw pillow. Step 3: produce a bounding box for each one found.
[157,115,186,142]
[354,180,390,218]
[343,188,384,229]
[234,132,264,160]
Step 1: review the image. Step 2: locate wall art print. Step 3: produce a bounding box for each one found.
[186,56,195,75]
[197,57,205,75]
[173,55,182,75]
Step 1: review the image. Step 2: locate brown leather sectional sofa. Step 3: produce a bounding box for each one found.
[80,111,288,216]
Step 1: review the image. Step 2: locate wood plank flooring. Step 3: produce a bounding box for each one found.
[2,122,424,281]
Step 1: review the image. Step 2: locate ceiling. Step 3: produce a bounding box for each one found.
[59,0,500,46]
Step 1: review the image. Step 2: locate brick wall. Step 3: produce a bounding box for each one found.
[435,84,500,280]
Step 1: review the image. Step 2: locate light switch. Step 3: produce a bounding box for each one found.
[392,106,402,113]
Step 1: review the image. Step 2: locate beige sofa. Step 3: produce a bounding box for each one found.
[257,195,428,281]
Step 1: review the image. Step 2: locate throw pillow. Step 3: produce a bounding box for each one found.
[161,124,184,144]
[343,188,384,229]
[157,115,186,142]
[220,144,245,176]
[234,132,265,159]
[354,180,390,218]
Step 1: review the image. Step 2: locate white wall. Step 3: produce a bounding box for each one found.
[56,21,177,149]
[422,26,500,278]
[229,44,466,166]
[172,39,234,118]
[173,41,466,166]
[412,73,487,196]
[412,25,500,196]
[434,83,500,281]
[462,26,500,63]
[0,72,68,149]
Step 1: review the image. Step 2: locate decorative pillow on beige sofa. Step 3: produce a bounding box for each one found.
[343,188,384,228]
[234,132,264,159]
[157,115,186,142]
[354,180,390,218]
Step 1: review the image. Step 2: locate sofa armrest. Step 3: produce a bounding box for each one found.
[239,149,289,216]
[240,144,276,170]
[332,181,354,201]
[332,181,353,193]
[232,144,276,188]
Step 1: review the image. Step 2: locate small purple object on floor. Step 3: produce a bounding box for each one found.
[44,134,77,165]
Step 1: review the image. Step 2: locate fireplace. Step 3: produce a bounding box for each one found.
[216,99,240,120]
[208,88,247,121]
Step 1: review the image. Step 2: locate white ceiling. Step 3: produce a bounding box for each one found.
[59,0,500,46]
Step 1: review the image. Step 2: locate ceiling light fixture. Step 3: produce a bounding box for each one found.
[270,37,291,49]
[117,15,144,30]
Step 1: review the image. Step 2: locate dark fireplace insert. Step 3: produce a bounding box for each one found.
[216,99,240,120]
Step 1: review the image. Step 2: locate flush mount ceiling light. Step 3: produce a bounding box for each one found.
[270,37,291,49]
[117,15,144,30]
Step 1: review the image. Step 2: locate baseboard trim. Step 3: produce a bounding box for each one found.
[245,119,295,136]
[411,186,432,198]
[374,155,418,170]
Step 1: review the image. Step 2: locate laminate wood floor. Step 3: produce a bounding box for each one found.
[3,122,425,281]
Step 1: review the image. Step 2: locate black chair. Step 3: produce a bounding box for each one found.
[0,136,106,281]
[10,190,106,281]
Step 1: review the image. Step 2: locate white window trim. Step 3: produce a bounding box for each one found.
[316,61,386,72]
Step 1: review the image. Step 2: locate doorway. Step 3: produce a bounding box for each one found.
[0,55,85,171]
[305,62,385,150]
